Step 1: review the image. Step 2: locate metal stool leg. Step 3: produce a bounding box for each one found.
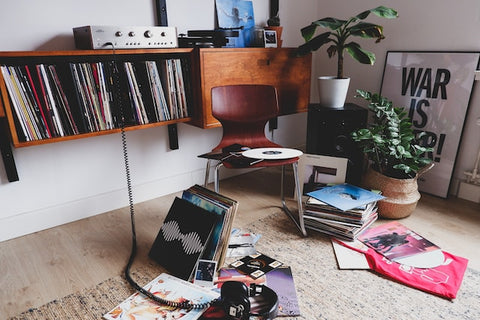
[281,162,307,236]
[204,159,213,187]
[214,162,224,193]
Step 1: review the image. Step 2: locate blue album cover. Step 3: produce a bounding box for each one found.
[216,0,255,47]
[307,183,385,211]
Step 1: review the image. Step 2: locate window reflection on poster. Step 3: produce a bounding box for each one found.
[381,51,480,198]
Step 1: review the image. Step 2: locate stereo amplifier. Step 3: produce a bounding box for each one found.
[73,25,178,49]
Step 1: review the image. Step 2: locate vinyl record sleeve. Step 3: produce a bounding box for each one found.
[149,197,218,281]
[230,253,283,279]
[306,183,385,212]
[358,221,444,268]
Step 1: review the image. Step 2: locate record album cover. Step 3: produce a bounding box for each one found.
[230,253,283,279]
[358,221,444,268]
[103,273,219,320]
[149,197,218,280]
[306,183,385,211]
[217,267,301,317]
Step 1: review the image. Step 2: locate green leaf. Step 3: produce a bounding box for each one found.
[301,18,346,41]
[327,45,337,58]
[296,32,332,55]
[344,42,375,64]
[356,6,398,20]
[355,89,371,100]
[349,22,384,40]
[314,17,348,31]
[300,23,318,41]
[371,6,399,19]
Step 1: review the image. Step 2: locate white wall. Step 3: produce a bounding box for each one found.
[0,0,305,241]
[1,0,479,241]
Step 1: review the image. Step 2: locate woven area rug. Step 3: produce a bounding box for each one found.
[9,212,480,320]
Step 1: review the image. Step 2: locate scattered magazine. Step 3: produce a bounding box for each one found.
[103,273,219,320]
[306,183,385,211]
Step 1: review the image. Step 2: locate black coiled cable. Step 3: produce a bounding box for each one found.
[106,43,216,310]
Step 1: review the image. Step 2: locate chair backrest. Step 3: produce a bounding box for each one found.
[211,85,282,151]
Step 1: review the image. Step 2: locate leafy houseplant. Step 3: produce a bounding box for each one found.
[351,90,433,180]
[297,6,398,79]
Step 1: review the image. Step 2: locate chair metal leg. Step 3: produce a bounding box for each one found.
[281,162,307,236]
[214,162,224,193]
[204,159,213,187]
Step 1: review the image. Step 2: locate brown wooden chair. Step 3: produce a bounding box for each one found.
[203,84,306,236]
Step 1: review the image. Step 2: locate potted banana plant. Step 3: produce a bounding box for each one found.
[297,6,398,108]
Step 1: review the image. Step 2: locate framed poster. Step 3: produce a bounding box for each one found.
[381,51,480,198]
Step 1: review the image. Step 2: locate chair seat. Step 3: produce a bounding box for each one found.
[222,157,300,169]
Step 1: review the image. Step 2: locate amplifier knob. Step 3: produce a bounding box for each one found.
[144,30,153,38]
[128,31,135,37]
[115,31,123,37]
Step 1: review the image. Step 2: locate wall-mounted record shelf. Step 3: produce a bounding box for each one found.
[0,47,311,182]
[0,48,198,181]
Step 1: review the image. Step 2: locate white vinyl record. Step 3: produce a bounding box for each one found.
[394,249,445,268]
[242,148,303,160]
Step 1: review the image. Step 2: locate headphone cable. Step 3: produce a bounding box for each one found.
[105,42,215,310]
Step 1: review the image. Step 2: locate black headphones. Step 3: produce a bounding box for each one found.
[220,281,279,320]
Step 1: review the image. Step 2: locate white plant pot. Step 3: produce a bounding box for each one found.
[317,76,350,108]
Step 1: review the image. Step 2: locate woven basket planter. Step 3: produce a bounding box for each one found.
[362,168,421,219]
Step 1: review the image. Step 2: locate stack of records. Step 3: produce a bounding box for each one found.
[149,184,238,281]
[304,184,385,241]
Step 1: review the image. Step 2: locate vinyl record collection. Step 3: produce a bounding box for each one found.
[303,184,384,241]
[0,57,191,142]
[149,184,238,281]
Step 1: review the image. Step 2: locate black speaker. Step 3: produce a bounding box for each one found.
[306,103,368,185]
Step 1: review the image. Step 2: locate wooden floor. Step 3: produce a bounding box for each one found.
[1,167,479,318]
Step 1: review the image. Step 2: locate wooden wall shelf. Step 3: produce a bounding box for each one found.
[0,47,311,182]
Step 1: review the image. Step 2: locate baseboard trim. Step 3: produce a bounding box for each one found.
[0,169,206,242]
